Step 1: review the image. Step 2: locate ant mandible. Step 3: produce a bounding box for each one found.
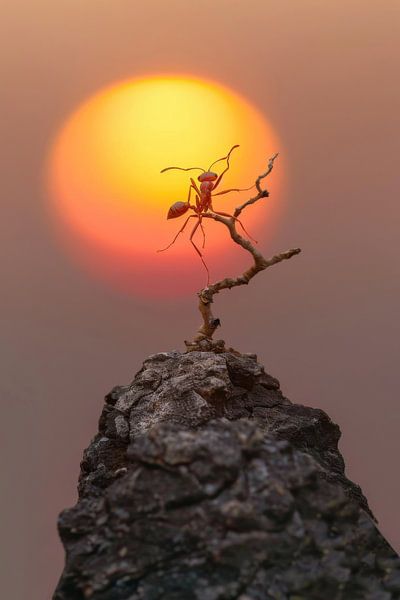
[157,145,256,285]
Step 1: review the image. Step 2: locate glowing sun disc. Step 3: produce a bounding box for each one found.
[46,74,283,296]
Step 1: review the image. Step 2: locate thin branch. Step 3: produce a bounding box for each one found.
[184,154,301,352]
[234,152,279,217]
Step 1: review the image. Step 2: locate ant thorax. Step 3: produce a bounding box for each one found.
[200,180,214,195]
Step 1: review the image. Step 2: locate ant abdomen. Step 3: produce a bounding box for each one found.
[167,201,189,219]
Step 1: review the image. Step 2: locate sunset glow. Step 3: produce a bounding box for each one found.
[47,75,283,296]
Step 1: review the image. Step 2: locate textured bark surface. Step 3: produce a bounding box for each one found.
[54,351,400,600]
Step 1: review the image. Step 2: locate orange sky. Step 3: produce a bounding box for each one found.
[1,1,399,598]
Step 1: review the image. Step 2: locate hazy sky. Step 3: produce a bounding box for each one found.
[1,1,399,598]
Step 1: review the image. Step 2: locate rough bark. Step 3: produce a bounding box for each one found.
[54,351,400,600]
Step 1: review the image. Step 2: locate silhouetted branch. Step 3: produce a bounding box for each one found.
[185,155,301,352]
[234,152,279,217]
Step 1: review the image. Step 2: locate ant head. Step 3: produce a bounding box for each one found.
[198,171,218,182]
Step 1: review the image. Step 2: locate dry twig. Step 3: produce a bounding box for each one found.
[184,155,301,352]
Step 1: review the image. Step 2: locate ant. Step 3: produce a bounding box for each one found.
[157,145,256,284]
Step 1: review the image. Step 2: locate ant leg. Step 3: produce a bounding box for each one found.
[199,214,206,248]
[188,183,200,206]
[212,185,255,196]
[210,207,258,243]
[157,215,196,252]
[190,219,210,285]
[190,178,202,197]
[186,185,200,212]
[186,183,204,214]
[195,194,201,212]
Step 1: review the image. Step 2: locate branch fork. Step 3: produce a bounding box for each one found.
[184,154,301,353]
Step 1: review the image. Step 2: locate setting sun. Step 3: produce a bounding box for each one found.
[46,75,283,296]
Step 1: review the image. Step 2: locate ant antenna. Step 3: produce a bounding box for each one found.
[208,144,240,171]
[160,166,205,174]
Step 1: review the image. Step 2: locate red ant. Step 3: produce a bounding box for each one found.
[157,145,256,284]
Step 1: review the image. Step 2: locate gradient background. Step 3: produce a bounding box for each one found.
[1,1,399,598]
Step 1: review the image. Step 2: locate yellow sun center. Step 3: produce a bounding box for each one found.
[46,75,283,296]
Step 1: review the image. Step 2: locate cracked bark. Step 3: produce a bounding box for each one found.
[53,350,400,600]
